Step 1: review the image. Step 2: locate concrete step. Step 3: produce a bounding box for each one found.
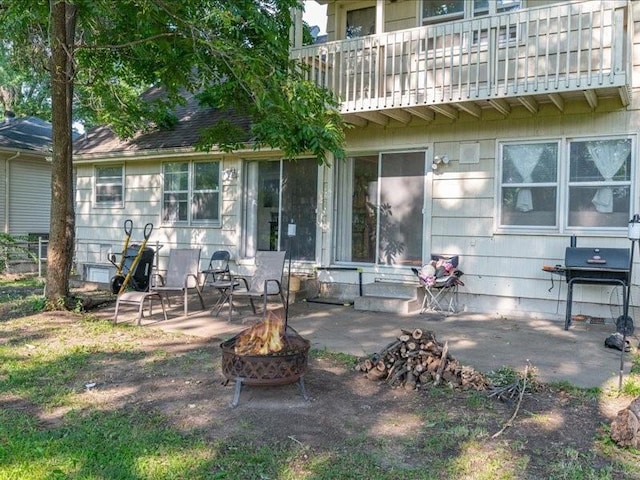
[353,281,421,314]
[361,281,419,299]
[354,295,420,314]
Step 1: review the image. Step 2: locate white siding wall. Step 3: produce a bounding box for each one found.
[8,157,51,235]
[73,2,638,318]
[339,0,640,318]
[74,156,241,276]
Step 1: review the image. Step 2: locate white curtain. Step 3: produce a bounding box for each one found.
[507,144,546,212]
[586,141,630,213]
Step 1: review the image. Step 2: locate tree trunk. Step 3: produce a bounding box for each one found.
[46,0,76,307]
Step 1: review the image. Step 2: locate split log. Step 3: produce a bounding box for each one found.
[433,341,449,387]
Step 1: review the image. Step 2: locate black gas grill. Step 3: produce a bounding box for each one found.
[564,247,630,330]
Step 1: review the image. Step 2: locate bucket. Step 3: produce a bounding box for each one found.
[289,275,301,292]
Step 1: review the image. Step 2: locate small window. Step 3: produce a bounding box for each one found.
[163,162,189,223]
[422,1,464,25]
[192,162,220,221]
[568,139,631,228]
[162,161,220,224]
[346,6,376,38]
[499,142,559,228]
[95,165,123,206]
[422,0,521,24]
[473,0,521,17]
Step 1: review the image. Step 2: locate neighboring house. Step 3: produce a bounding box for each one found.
[0,113,53,237]
[74,0,640,320]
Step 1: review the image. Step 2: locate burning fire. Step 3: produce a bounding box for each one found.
[234,307,286,355]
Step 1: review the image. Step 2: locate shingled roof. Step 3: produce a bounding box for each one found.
[74,90,251,157]
[0,116,52,153]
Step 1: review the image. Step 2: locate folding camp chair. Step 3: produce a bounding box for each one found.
[227,251,286,321]
[152,248,205,317]
[412,255,464,314]
[201,250,231,285]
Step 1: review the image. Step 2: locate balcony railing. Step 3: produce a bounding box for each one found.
[291,1,631,119]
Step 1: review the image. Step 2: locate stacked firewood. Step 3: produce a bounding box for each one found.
[355,328,490,391]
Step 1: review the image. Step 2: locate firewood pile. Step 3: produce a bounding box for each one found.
[355,328,490,391]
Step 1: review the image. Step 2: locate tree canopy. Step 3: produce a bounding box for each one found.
[1,0,345,163]
[0,0,346,305]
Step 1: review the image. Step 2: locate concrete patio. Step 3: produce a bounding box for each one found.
[93,288,639,390]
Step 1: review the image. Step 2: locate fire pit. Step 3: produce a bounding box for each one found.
[220,308,310,407]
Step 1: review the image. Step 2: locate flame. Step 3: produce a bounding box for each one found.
[234,307,286,355]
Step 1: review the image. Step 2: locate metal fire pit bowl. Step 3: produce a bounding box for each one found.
[220,327,311,407]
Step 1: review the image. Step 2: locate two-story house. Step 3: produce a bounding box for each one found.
[74,0,639,320]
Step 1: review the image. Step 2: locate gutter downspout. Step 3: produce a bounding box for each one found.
[4,151,20,234]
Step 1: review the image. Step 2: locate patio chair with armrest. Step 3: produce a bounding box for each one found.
[227,250,286,321]
[113,249,167,325]
[152,248,205,317]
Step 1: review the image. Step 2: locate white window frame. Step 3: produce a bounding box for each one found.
[497,139,560,233]
[161,160,221,226]
[420,0,523,25]
[496,135,635,235]
[565,136,633,232]
[337,0,376,40]
[94,164,124,208]
[334,149,428,267]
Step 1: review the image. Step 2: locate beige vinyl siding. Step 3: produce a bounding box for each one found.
[343,80,639,315]
[8,157,51,235]
[325,1,567,41]
[74,156,240,275]
[326,0,416,41]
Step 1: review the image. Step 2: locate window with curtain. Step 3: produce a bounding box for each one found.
[500,142,558,227]
[95,165,124,207]
[568,138,631,228]
[162,161,220,224]
[498,136,634,231]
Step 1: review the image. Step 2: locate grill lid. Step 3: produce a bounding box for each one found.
[564,247,630,283]
[564,247,630,271]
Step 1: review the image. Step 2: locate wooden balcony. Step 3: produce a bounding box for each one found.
[290,1,631,126]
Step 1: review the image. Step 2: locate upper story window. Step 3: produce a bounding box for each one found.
[422,0,521,25]
[95,165,123,207]
[498,136,633,232]
[162,161,220,225]
[346,6,376,38]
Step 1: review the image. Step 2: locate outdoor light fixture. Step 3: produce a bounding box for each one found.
[628,213,640,240]
[432,154,449,170]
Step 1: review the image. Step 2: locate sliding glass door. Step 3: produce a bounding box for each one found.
[336,151,426,267]
[243,158,318,261]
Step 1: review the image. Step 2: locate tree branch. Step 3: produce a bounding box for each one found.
[76,32,179,50]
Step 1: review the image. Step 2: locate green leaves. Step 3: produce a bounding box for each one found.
[0,0,346,164]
